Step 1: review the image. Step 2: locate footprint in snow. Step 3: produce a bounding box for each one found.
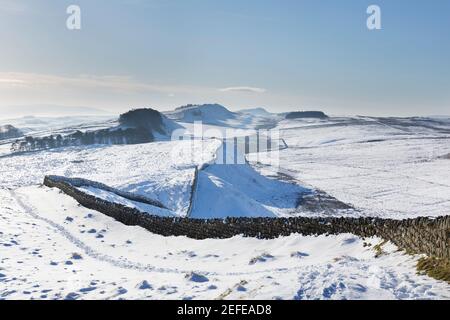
[351,284,367,293]
[179,250,196,257]
[65,292,80,300]
[158,286,178,294]
[117,287,128,295]
[290,251,310,258]
[186,251,197,258]
[71,253,83,260]
[342,237,358,245]
[79,287,97,293]
[137,280,152,290]
[185,272,209,283]
[322,282,346,299]
[249,253,275,265]
[236,285,247,292]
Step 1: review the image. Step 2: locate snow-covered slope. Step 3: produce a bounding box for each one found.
[165,104,278,129]
[1,186,448,300]
[1,112,449,300]
[190,164,308,218]
[0,115,116,137]
[79,186,175,217]
[249,116,450,218]
[6,109,184,153]
[0,134,308,219]
[165,104,237,125]
[238,107,273,117]
[0,139,220,216]
[0,124,23,140]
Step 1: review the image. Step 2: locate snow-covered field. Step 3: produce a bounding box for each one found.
[0,139,220,216]
[1,187,449,300]
[251,117,450,218]
[1,111,449,299]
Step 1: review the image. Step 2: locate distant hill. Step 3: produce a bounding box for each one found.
[11,108,181,152]
[0,125,23,140]
[239,107,272,117]
[119,108,182,138]
[286,111,328,119]
[165,104,237,125]
[119,108,166,134]
[0,105,112,119]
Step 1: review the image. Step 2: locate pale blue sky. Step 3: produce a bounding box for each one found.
[0,0,449,116]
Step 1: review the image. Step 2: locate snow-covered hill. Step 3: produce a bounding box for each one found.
[165,104,276,129]
[0,139,221,216]
[0,111,449,300]
[0,124,23,140]
[165,104,238,125]
[250,116,450,218]
[0,105,111,120]
[8,109,183,153]
[190,163,308,218]
[0,115,115,135]
[238,107,273,117]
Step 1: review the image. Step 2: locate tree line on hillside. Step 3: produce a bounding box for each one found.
[285,111,328,119]
[10,108,165,153]
[11,127,153,153]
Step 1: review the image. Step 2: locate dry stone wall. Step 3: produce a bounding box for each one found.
[44,175,449,260]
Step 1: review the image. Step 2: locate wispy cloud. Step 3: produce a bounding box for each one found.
[0,72,217,111]
[0,0,28,14]
[0,78,26,85]
[0,73,276,112]
[219,86,266,94]
[0,72,202,94]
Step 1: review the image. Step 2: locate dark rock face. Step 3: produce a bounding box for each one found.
[119,108,165,134]
[44,175,450,261]
[286,111,328,119]
[0,125,23,140]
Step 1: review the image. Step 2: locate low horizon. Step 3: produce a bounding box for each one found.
[1,102,450,121]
